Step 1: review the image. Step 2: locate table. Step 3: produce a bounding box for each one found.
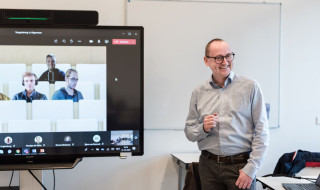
[257,167,320,190]
[257,176,315,190]
[171,152,201,190]
[172,154,320,190]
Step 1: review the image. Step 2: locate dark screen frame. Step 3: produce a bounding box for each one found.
[0,25,144,170]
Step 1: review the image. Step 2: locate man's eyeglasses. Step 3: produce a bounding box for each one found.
[206,53,235,64]
[68,77,78,82]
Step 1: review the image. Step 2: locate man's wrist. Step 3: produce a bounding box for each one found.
[203,124,209,133]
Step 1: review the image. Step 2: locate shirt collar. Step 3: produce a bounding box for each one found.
[62,87,77,97]
[209,71,235,88]
[23,89,36,97]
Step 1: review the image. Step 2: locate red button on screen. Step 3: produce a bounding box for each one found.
[112,39,136,45]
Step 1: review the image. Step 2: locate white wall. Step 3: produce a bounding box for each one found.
[260,0,320,175]
[2,0,320,189]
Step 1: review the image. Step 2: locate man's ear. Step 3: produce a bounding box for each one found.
[204,56,210,66]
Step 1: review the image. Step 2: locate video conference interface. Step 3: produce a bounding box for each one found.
[0,26,143,156]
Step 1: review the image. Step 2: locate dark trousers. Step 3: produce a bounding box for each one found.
[199,154,256,190]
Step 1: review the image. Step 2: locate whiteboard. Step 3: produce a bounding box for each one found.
[127,0,281,129]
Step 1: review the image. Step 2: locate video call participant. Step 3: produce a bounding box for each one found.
[52,69,83,102]
[39,54,66,83]
[12,72,47,102]
[184,39,269,190]
[0,93,10,100]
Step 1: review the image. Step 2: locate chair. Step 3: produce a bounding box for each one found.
[78,100,106,121]
[259,150,320,189]
[0,100,27,120]
[32,100,73,120]
[0,64,26,82]
[7,119,51,133]
[183,162,201,190]
[31,63,71,79]
[76,64,106,82]
[75,81,95,100]
[56,119,98,132]
[54,81,65,92]
[265,103,270,120]
[273,150,320,176]
[99,81,106,100]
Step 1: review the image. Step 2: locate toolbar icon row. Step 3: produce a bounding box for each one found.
[53,39,109,45]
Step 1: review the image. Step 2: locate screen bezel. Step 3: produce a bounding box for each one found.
[0,25,144,169]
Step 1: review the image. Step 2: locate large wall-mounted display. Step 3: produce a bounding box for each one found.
[0,25,144,169]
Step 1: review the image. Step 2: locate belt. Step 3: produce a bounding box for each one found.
[201,150,249,164]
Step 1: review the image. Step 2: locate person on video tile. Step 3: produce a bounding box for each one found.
[12,72,47,102]
[0,93,10,100]
[39,54,66,83]
[52,69,83,102]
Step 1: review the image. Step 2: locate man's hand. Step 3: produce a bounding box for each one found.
[203,113,218,132]
[235,170,253,189]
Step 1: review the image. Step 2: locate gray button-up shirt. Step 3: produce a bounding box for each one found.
[185,71,269,178]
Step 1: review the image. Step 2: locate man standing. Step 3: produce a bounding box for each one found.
[52,69,83,102]
[39,54,66,83]
[185,39,269,190]
[12,72,47,102]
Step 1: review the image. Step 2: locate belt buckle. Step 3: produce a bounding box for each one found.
[217,155,225,164]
